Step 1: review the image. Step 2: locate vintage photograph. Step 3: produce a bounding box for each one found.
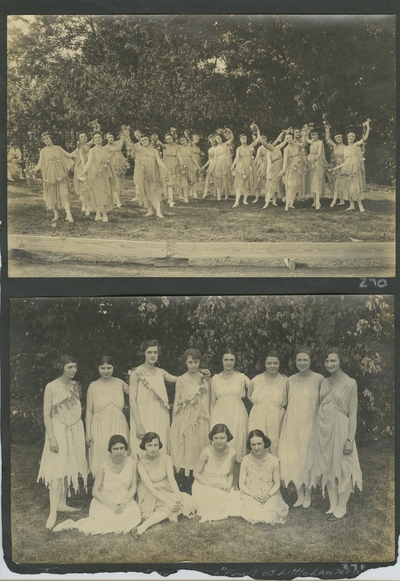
[7,295,395,572]
[7,14,395,278]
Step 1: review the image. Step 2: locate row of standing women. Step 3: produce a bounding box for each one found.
[31,119,371,223]
[38,342,362,534]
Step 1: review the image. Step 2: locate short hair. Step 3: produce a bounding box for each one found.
[222,347,237,360]
[183,348,202,362]
[293,127,300,133]
[165,133,173,139]
[239,133,247,139]
[98,355,114,367]
[140,340,161,357]
[108,434,129,452]
[247,429,271,450]
[106,132,114,138]
[56,354,77,370]
[295,344,313,359]
[260,135,267,141]
[209,423,233,442]
[139,432,163,450]
[265,348,282,362]
[77,131,87,138]
[140,135,149,141]
[92,131,103,139]
[41,132,52,140]
[324,346,345,365]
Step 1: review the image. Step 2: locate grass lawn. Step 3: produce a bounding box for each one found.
[7,179,395,244]
[9,438,394,566]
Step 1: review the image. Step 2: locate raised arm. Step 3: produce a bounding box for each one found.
[357,119,371,146]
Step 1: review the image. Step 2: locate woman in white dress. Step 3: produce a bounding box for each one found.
[37,355,87,530]
[278,345,324,508]
[170,349,211,491]
[85,356,129,477]
[133,432,193,537]
[129,340,177,458]
[53,435,141,534]
[240,430,289,525]
[192,424,242,522]
[311,348,362,521]
[248,349,288,456]
[210,348,250,487]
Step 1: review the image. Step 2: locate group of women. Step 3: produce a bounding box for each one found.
[38,341,362,537]
[29,118,371,224]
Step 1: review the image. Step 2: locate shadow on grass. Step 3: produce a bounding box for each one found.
[9,438,395,565]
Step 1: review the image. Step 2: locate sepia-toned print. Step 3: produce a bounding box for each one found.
[7,14,395,277]
[7,295,395,574]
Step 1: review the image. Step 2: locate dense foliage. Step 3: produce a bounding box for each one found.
[8,15,395,182]
[9,295,394,445]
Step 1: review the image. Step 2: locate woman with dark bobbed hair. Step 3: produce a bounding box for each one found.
[170,349,211,485]
[129,340,178,458]
[53,435,140,534]
[311,348,362,521]
[37,355,87,530]
[134,432,193,537]
[85,356,129,477]
[239,430,288,525]
[248,348,288,456]
[278,345,324,509]
[192,424,242,522]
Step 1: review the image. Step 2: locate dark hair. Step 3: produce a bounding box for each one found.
[165,133,173,139]
[295,345,313,359]
[92,131,103,139]
[265,348,282,362]
[57,354,77,371]
[209,423,233,442]
[77,131,87,138]
[108,434,129,452]
[41,132,52,140]
[183,348,202,362]
[139,432,163,451]
[222,347,237,360]
[140,340,161,358]
[98,355,114,368]
[324,346,343,362]
[247,429,271,450]
[239,133,247,139]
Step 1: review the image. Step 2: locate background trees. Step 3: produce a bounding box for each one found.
[8,14,395,182]
[10,295,394,445]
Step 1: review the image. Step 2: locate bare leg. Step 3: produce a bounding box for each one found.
[168,186,175,207]
[216,186,222,201]
[52,207,59,222]
[64,201,74,222]
[356,194,365,212]
[330,192,338,208]
[332,481,352,518]
[293,484,305,507]
[136,511,170,535]
[315,192,321,210]
[346,196,356,211]
[326,480,338,514]
[263,190,272,209]
[232,192,241,208]
[302,486,312,508]
[46,478,63,530]
[155,201,164,218]
[113,190,121,207]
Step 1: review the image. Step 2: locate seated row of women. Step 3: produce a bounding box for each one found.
[38,342,362,531]
[53,427,288,536]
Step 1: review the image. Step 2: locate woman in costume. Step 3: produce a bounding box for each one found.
[231,124,261,207]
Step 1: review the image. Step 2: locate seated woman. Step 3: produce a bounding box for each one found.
[53,435,140,535]
[192,423,242,523]
[239,430,289,525]
[134,432,193,537]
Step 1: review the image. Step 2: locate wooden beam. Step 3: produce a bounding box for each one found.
[8,235,168,258]
[174,242,395,260]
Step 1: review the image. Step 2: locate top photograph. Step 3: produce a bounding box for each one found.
[7,14,395,278]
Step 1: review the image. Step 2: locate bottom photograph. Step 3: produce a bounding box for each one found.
[7,294,395,569]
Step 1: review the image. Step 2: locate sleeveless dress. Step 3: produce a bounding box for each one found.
[178,144,193,189]
[331,143,347,200]
[129,142,145,206]
[86,147,113,212]
[248,373,288,456]
[137,453,193,518]
[72,143,92,205]
[210,372,249,461]
[311,376,362,494]
[191,446,242,522]
[170,374,211,475]
[340,143,366,201]
[88,378,130,477]
[137,147,163,206]
[278,372,323,489]
[35,146,72,210]
[234,144,258,195]
[255,145,268,191]
[214,142,230,190]
[240,453,289,524]
[130,367,171,457]
[307,140,330,194]
[103,142,129,194]
[283,143,303,199]
[55,457,141,534]
[266,147,284,198]
[37,379,87,493]
[164,144,180,187]
[189,144,201,184]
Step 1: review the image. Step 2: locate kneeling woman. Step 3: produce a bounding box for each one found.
[53,435,140,534]
[135,432,193,537]
[192,423,242,522]
[240,430,288,525]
